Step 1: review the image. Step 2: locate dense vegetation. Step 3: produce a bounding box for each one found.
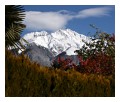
[5,5,115,97]
[5,50,115,97]
[52,30,115,76]
[75,26,115,76]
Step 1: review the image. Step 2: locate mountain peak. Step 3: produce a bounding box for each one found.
[33,31,49,37]
[56,28,75,33]
[53,28,80,38]
[23,28,91,56]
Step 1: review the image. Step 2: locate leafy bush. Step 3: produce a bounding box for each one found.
[51,27,115,76]
[52,57,75,71]
[5,50,115,97]
[75,29,115,75]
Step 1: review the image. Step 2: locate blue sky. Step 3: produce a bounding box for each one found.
[22,5,115,36]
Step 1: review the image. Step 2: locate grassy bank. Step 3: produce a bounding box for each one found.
[5,50,115,97]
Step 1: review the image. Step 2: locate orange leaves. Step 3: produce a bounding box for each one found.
[5,49,115,96]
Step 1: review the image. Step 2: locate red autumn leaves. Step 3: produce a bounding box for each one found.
[52,33,115,76]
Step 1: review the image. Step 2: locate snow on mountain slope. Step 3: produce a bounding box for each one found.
[22,29,91,56]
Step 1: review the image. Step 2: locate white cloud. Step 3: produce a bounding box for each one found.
[24,11,72,31]
[76,7,112,18]
[24,6,113,32]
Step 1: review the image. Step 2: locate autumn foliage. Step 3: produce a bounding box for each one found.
[52,57,75,71]
[75,32,115,75]
[52,31,115,76]
[5,25,115,96]
[5,50,115,96]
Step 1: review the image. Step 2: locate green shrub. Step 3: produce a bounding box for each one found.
[5,50,115,97]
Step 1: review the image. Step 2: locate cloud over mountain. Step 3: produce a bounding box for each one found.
[24,6,113,32]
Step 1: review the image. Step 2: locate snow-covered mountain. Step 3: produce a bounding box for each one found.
[22,29,91,56]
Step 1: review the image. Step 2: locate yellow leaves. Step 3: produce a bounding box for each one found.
[5,50,115,96]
